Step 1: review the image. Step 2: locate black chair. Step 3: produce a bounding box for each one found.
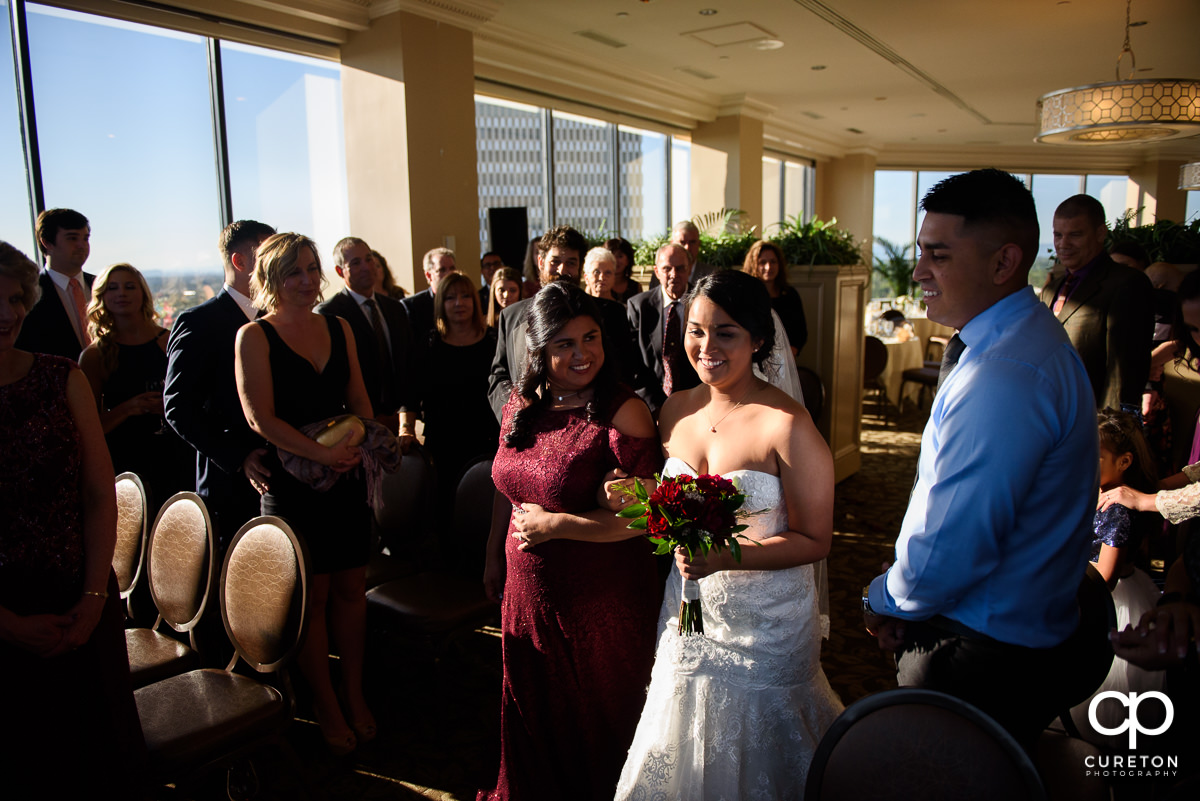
[796,365,825,425]
[806,688,1046,801]
[135,516,310,791]
[366,446,431,589]
[900,364,940,411]
[863,335,890,423]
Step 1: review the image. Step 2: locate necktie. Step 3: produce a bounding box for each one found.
[662,300,681,396]
[1052,272,1078,315]
[937,334,965,391]
[69,276,91,347]
[364,298,395,408]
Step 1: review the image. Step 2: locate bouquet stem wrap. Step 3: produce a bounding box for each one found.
[679,576,703,635]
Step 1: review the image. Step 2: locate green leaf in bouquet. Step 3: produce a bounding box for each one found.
[627,516,649,530]
[632,476,651,502]
[652,539,674,555]
[617,503,647,518]
[729,524,749,534]
[660,506,679,527]
[728,537,742,563]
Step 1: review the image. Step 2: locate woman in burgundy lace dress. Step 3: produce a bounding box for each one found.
[479,282,663,801]
[0,242,144,797]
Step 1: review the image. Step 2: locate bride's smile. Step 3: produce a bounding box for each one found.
[685,296,762,386]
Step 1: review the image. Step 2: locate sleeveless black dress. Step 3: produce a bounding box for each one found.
[256,316,371,574]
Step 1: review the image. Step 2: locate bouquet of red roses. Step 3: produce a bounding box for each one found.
[617,472,752,635]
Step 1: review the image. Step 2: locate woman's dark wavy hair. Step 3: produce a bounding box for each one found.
[603,237,636,280]
[685,269,776,367]
[504,281,620,449]
[1173,269,1200,365]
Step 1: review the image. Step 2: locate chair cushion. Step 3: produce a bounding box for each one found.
[126,628,200,689]
[366,572,497,635]
[135,669,286,768]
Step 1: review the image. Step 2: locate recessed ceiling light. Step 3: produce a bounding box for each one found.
[875,97,887,101]
[811,65,826,71]
[719,55,730,60]
[616,11,629,17]
[699,8,718,15]
[753,38,784,50]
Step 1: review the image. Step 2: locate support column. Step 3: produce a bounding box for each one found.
[689,100,770,228]
[340,12,480,292]
[1127,157,1190,225]
[814,152,878,264]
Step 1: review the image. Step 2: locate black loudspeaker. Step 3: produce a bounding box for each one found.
[487,206,529,274]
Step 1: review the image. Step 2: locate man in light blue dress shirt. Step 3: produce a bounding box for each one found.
[863,169,1098,748]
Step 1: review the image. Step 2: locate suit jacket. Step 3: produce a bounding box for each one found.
[164,289,264,541]
[1040,254,1154,410]
[627,288,700,413]
[15,270,95,360]
[401,288,436,344]
[316,289,414,415]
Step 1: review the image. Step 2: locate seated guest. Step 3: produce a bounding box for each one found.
[742,239,808,356]
[1,241,146,797]
[78,263,193,506]
[373,249,406,300]
[863,169,1098,749]
[317,237,416,450]
[583,246,618,302]
[487,266,522,329]
[15,208,94,360]
[626,243,699,415]
[402,247,457,342]
[604,237,641,303]
[416,272,500,507]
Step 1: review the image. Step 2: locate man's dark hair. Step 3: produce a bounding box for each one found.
[1109,240,1149,269]
[35,208,89,252]
[537,225,587,263]
[219,220,276,269]
[921,169,1039,272]
[1055,194,1107,230]
[481,251,500,264]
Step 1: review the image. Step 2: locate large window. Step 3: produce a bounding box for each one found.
[475,95,687,251]
[873,169,1134,296]
[762,154,814,231]
[5,2,349,322]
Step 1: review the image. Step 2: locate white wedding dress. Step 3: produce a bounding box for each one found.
[614,457,843,801]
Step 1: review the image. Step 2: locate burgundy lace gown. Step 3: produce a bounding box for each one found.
[479,387,663,801]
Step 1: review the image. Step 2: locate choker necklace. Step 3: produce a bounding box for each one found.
[706,387,754,433]
[552,389,581,403]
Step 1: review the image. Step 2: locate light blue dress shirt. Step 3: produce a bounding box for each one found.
[869,287,1098,648]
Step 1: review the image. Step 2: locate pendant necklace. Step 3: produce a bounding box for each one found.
[706,386,754,433]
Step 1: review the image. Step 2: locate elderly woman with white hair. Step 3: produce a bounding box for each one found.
[582,246,618,302]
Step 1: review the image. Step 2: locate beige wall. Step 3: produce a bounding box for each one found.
[815,153,878,267]
[1127,157,1190,225]
[691,114,764,229]
[340,12,481,292]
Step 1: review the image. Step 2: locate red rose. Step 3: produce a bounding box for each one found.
[696,474,736,495]
[647,514,670,537]
[675,473,694,486]
[699,498,734,533]
[650,480,684,507]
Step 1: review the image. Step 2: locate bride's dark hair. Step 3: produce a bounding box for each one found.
[505,281,618,450]
[686,270,776,367]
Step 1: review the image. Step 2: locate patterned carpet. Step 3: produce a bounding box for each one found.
[159,404,927,800]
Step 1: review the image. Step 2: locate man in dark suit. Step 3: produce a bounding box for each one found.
[627,243,700,414]
[1040,194,1153,411]
[16,208,94,359]
[317,237,416,449]
[402,246,457,343]
[164,219,275,546]
[480,251,503,311]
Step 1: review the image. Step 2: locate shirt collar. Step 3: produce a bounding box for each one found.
[660,287,683,308]
[347,287,374,306]
[45,267,80,293]
[958,286,1039,353]
[224,283,258,321]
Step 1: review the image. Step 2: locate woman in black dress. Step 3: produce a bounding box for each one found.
[604,237,642,303]
[78,262,192,506]
[419,272,500,501]
[742,239,807,356]
[235,233,376,755]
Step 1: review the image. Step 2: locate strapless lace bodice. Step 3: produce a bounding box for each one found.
[616,458,843,800]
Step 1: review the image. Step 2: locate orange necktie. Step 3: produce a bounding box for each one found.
[69,276,92,346]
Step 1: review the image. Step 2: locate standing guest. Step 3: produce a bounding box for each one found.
[373,249,406,300]
[78,263,193,506]
[235,233,377,756]
[479,282,661,801]
[486,266,523,329]
[0,242,145,798]
[480,251,504,310]
[417,272,500,504]
[742,239,808,356]
[671,220,715,285]
[604,237,641,304]
[165,219,276,547]
[317,237,417,450]
[521,236,541,299]
[16,208,94,359]
[864,169,1099,749]
[1041,194,1154,412]
[583,246,618,302]
[402,247,457,343]
[1109,240,1150,272]
[627,243,699,414]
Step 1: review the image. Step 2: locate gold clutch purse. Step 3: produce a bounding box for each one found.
[314,414,366,448]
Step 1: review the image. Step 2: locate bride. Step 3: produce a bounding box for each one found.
[611,269,843,799]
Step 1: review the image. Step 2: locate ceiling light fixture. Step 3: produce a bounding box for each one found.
[753,38,784,51]
[699,8,718,15]
[1035,0,1200,144]
[1181,163,1200,191]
